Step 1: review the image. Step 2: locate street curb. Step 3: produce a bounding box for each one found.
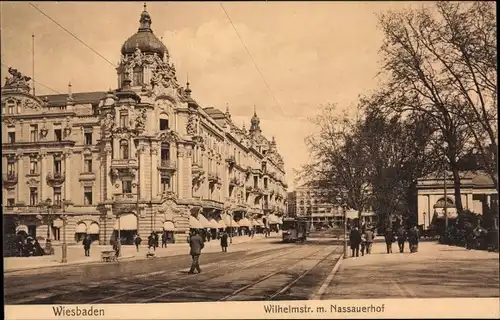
[310,253,344,300]
[4,255,136,274]
[4,236,272,274]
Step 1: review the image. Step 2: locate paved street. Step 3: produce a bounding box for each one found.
[319,242,500,299]
[4,233,343,305]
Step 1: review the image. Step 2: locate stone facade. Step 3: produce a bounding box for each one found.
[1,7,287,245]
[416,170,498,230]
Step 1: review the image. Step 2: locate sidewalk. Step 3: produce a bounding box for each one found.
[318,241,500,299]
[4,233,272,273]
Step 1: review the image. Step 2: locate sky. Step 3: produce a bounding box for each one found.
[0,1,417,189]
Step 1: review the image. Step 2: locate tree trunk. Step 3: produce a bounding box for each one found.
[450,166,464,214]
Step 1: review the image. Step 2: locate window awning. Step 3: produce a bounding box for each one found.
[197,214,213,228]
[237,218,251,227]
[163,221,176,231]
[16,224,28,233]
[208,218,222,229]
[223,215,239,228]
[75,222,87,233]
[268,214,280,224]
[88,223,99,234]
[216,219,227,229]
[189,215,203,229]
[114,214,137,230]
[53,218,63,228]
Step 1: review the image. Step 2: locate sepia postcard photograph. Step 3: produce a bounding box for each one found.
[1,1,499,319]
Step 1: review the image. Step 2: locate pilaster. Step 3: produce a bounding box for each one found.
[16,155,23,202]
[177,145,185,198]
[105,143,113,200]
[64,150,72,201]
[138,144,146,200]
[151,142,159,199]
[39,152,47,201]
[186,146,193,198]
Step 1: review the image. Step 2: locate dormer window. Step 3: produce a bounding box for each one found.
[132,66,143,86]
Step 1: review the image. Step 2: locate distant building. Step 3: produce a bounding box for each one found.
[416,170,498,230]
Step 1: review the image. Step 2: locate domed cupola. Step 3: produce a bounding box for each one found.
[249,106,261,135]
[121,3,167,58]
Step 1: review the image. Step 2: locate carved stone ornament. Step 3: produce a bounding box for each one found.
[157,129,181,144]
[63,125,72,138]
[39,127,48,139]
[186,113,198,136]
[23,99,40,110]
[134,108,147,133]
[4,67,31,89]
[4,117,16,127]
[101,112,116,135]
[150,146,159,156]
[160,191,177,202]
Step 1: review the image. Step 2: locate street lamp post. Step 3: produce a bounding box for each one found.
[229,209,233,244]
[60,199,68,263]
[343,203,347,259]
[44,198,53,240]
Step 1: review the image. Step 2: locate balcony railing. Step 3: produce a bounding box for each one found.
[111,159,138,169]
[158,159,177,171]
[208,173,221,184]
[113,193,138,203]
[46,172,65,185]
[3,173,18,185]
[225,155,236,166]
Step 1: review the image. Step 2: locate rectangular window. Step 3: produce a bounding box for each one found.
[264,178,268,189]
[30,125,38,142]
[84,159,93,173]
[159,119,169,131]
[29,158,38,174]
[53,187,62,205]
[54,129,62,141]
[7,163,15,175]
[120,113,129,127]
[161,146,170,161]
[84,186,93,205]
[161,177,171,193]
[8,102,14,114]
[54,158,62,173]
[84,132,92,145]
[8,132,15,144]
[253,176,258,189]
[7,198,15,206]
[122,180,132,194]
[133,66,143,86]
[29,187,38,205]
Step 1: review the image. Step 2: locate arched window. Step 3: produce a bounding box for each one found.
[132,66,143,86]
[120,140,129,159]
[161,142,170,161]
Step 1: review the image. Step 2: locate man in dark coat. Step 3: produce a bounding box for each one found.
[83,235,92,257]
[384,228,395,254]
[408,226,420,253]
[396,225,407,253]
[220,231,229,252]
[188,230,205,274]
[349,226,362,257]
[148,232,156,252]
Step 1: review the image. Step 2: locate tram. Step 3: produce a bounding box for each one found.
[282,217,309,243]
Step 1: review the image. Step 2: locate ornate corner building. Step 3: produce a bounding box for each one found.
[1,6,288,245]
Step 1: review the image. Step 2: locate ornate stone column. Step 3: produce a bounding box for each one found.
[39,152,47,201]
[138,144,146,200]
[150,142,159,199]
[177,145,184,199]
[64,150,72,201]
[186,146,193,199]
[16,154,23,203]
[105,143,113,201]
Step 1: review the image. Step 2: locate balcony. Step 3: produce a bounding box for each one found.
[225,155,236,166]
[3,173,18,186]
[208,173,221,185]
[110,159,138,170]
[158,159,177,171]
[79,172,96,181]
[245,185,253,192]
[113,193,138,203]
[46,172,65,186]
[229,177,239,187]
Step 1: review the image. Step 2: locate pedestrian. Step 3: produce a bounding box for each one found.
[396,225,407,253]
[134,234,142,252]
[364,228,374,254]
[360,232,367,256]
[148,232,156,252]
[408,226,420,253]
[251,227,255,238]
[83,234,92,257]
[220,231,229,252]
[162,231,168,248]
[349,226,361,257]
[188,229,204,274]
[113,238,120,257]
[384,228,394,254]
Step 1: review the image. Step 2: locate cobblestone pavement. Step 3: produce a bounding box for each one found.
[4,233,273,273]
[4,235,343,304]
[320,241,500,299]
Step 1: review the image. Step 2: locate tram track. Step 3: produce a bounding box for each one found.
[5,244,297,304]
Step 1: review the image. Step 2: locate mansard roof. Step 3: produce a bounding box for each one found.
[37,91,106,106]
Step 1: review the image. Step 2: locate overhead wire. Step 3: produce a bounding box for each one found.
[219,2,287,118]
[28,2,116,68]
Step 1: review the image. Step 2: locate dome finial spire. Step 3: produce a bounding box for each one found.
[225,103,231,119]
[139,2,152,31]
[144,2,147,11]
[185,73,192,97]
